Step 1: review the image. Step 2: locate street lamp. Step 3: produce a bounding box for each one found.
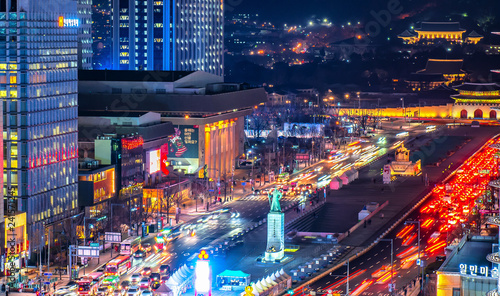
[379,239,394,295]
[400,97,405,120]
[328,257,350,295]
[406,220,422,293]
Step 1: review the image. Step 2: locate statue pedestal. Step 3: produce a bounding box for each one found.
[265,211,284,262]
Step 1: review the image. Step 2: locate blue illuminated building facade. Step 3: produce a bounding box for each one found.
[92,0,223,76]
[0,0,79,246]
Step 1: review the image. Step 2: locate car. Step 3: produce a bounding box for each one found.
[166,232,181,242]
[140,290,153,296]
[141,243,152,252]
[149,273,161,282]
[120,281,130,291]
[160,276,169,284]
[54,289,71,296]
[134,250,146,259]
[96,287,110,296]
[127,287,140,296]
[58,285,78,292]
[159,264,170,275]
[230,240,244,248]
[141,267,152,276]
[139,278,150,289]
[131,273,142,283]
[149,281,161,291]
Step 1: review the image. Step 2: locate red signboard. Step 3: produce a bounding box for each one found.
[161,143,170,176]
[296,153,310,161]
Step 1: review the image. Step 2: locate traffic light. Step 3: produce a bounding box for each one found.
[198,250,209,260]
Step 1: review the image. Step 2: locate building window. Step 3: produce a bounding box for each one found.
[131,88,147,94]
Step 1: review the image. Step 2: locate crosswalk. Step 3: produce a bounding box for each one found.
[238,194,300,202]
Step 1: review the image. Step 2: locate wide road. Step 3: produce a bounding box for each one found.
[301,132,500,296]
[84,126,426,293]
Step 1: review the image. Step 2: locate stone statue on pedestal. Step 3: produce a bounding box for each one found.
[268,189,283,212]
[265,188,285,262]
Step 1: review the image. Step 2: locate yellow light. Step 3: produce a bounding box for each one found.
[58,16,64,27]
[184,115,189,119]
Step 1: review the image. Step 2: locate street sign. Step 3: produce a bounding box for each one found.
[44,282,51,285]
[77,246,100,258]
[43,272,52,276]
[241,182,246,186]
[416,259,421,266]
[105,232,122,243]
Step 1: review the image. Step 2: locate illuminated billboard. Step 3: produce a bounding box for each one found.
[167,126,199,159]
[149,149,161,174]
[58,16,80,27]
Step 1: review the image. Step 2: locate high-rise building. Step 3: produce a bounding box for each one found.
[91,0,112,70]
[78,0,93,69]
[92,0,224,76]
[0,0,79,247]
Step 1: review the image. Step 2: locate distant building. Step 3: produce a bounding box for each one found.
[336,82,500,120]
[267,90,297,106]
[78,70,267,179]
[78,160,116,234]
[452,83,500,119]
[91,0,112,70]
[406,59,466,91]
[492,32,500,74]
[398,22,483,45]
[92,0,223,76]
[77,0,93,69]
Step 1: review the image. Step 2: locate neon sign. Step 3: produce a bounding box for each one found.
[58,16,79,27]
[459,263,498,277]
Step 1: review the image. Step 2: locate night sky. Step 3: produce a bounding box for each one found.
[227,0,500,30]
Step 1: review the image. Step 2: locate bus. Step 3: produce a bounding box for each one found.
[78,279,98,296]
[277,172,290,184]
[120,236,141,255]
[154,234,166,252]
[78,272,104,295]
[82,271,105,283]
[101,275,120,291]
[105,255,132,276]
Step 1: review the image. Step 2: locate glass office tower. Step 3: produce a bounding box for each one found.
[93,0,223,76]
[1,0,79,246]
